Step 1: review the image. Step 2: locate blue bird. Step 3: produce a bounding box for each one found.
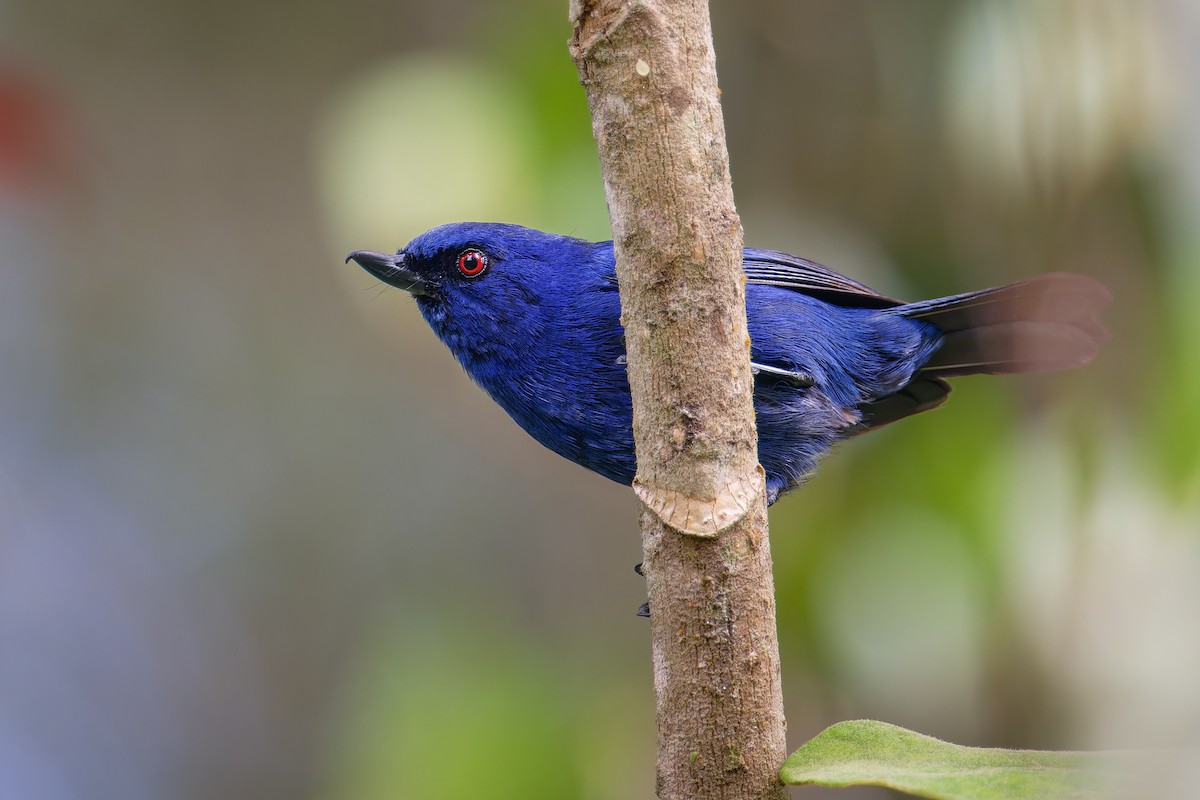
[348,223,1108,505]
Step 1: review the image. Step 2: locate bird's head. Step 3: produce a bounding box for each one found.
[347,222,607,362]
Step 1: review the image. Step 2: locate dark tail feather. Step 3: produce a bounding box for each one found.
[894,272,1111,377]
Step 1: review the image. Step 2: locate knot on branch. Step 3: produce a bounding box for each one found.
[570,0,663,63]
[634,465,764,537]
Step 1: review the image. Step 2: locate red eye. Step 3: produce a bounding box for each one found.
[457,249,488,277]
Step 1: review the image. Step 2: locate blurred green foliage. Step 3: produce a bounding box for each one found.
[323,626,584,800]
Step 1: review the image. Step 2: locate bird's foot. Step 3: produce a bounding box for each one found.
[634,562,649,617]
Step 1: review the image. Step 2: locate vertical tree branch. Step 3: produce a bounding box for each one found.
[569,3,787,799]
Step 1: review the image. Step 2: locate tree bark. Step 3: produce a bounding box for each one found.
[569,3,787,800]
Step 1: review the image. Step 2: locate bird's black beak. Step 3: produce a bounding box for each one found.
[345,250,433,297]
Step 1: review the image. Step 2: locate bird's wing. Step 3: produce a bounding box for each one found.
[742,249,902,309]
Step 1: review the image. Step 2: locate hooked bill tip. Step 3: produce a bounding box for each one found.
[345,249,392,267]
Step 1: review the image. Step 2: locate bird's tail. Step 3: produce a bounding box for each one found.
[893,272,1111,377]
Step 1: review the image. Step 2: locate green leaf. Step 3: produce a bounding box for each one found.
[781,720,1125,799]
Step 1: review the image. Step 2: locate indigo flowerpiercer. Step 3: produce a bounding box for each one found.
[348,223,1108,505]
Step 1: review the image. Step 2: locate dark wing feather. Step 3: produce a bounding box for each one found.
[854,376,952,433]
[742,248,902,309]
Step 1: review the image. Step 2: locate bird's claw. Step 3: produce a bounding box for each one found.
[634,563,649,616]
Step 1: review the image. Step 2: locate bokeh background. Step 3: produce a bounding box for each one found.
[2,0,1198,798]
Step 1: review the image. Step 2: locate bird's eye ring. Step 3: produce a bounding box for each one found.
[457,249,488,278]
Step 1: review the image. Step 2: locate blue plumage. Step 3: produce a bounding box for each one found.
[348,222,1108,504]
